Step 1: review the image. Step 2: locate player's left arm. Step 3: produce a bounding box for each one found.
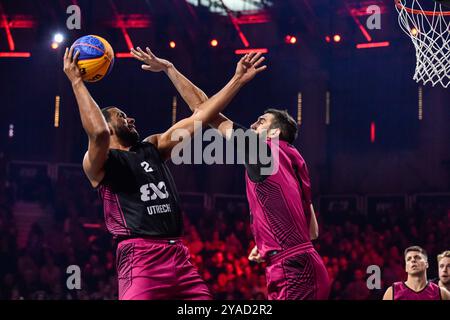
[131,46,209,110]
[145,54,266,159]
[441,287,450,300]
[131,47,265,141]
[309,203,319,240]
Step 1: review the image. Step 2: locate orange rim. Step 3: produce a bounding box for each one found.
[395,0,450,16]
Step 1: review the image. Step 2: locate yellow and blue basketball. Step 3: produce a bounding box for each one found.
[71,35,114,82]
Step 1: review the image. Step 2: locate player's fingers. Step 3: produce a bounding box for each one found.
[130,47,138,55]
[253,56,265,68]
[129,51,139,60]
[137,47,146,56]
[246,52,256,62]
[68,46,74,63]
[255,65,267,73]
[130,48,143,60]
[239,54,248,63]
[73,49,80,64]
[141,65,152,70]
[250,52,262,64]
[63,47,68,61]
[146,47,156,58]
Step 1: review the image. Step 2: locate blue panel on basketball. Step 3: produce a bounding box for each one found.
[72,35,105,60]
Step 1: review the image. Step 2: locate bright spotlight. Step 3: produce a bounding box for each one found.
[210,39,218,47]
[284,35,297,45]
[333,34,342,43]
[53,33,64,44]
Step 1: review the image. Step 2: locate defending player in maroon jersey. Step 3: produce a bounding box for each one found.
[383,246,450,300]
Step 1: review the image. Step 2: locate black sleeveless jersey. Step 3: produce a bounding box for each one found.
[98,141,183,238]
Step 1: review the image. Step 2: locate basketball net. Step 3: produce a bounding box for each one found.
[395,0,450,88]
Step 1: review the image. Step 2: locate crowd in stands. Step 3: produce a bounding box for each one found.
[0,159,448,300]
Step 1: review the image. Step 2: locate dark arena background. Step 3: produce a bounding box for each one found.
[0,0,449,302]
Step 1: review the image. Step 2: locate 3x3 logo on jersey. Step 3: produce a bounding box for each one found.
[138,161,170,202]
[140,182,169,201]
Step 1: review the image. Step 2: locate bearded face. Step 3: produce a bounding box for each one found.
[107,107,140,147]
[114,121,140,146]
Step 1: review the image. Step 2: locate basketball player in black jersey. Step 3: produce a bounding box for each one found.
[63,46,266,300]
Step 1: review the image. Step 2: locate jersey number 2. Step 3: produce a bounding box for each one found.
[140,161,154,173]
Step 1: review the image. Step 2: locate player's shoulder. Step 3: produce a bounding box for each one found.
[138,139,166,163]
[391,281,405,290]
[127,140,157,154]
[438,286,450,300]
[385,285,394,291]
[138,140,156,149]
[279,140,300,153]
[281,141,305,162]
[429,280,440,287]
[426,280,443,296]
[383,285,394,300]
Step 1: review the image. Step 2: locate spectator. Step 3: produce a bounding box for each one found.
[40,249,62,291]
[342,269,370,300]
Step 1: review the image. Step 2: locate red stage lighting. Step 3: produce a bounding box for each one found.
[234,48,268,55]
[116,53,133,58]
[285,35,297,44]
[210,39,218,47]
[356,41,390,49]
[333,34,342,43]
[370,122,376,143]
[0,52,31,58]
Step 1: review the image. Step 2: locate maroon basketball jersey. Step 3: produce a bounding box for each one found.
[393,281,441,300]
[245,139,313,259]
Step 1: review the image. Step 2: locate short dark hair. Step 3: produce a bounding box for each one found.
[101,107,114,122]
[264,108,298,144]
[404,246,428,260]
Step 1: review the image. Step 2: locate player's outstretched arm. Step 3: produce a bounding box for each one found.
[145,53,267,159]
[132,48,265,139]
[382,286,393,300]
[131,46,208,111]
[309,204,319,240]
[198,52,266,139]
[131,46,233,137]
[63,47,109,187]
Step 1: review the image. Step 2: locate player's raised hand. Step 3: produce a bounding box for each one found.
[248,245,265,263]
[63,47,82,84]
[235,52,267,84]
[131,46,173,72]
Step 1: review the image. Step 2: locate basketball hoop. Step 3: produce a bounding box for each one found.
[395,0,450,88]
